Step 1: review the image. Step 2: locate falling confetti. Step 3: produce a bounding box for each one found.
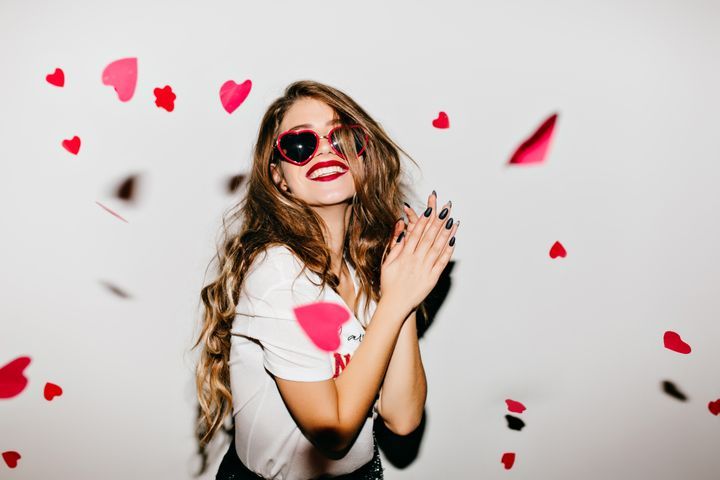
[2,451,21,468]
[293,301,351,351]
[61,135,81,155]
[505,415,525,431]
[95,201,129,223]
[663,331,691,354]
[661,380,688,401]
[102,57,138,102]
[708,399,720,416]
[432,111,449,129]
[505,399,526,413]
[0,356,31,399]
[114,174,139,202]
[219,79,252,114]
[45,67,64,87]
[154,85,176,111]
[501,452,516,470]
[43,382,63,401]
[508,113,558,165]
[227,174,247,194]
[549,241,566,259]
[99,280,131,298]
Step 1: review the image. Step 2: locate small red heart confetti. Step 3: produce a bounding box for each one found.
[102,57,138,102]
[432,111,449,129]
[293,301,351,351]
[62,136,81,155]
[0,356,31,399]
[708,399,720,415]
[2,451,21,468]
[154,85,176,111]
[663,331,691,354]
[46,68,65,87]
[220,79,252,114]
[44,382,63,401]
[95,201,129,223]
[509,113,558,165]
[549,241,566,258]
[505,399,526,413]
[501,452,515,470]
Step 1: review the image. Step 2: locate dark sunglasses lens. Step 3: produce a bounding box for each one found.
[330,126,367,158]
[278,131,317,163]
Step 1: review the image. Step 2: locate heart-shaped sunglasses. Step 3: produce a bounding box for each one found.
[274,124,369,166]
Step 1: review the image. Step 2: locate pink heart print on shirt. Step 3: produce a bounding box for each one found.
[663,331,691,354]
[62,135,81,155]
[102,57,138,102]
[0,356,31,399]
[45,68,64,87]
[508,113,558,165]
[219,79,252,114]
[293,301,351,352]
[505,399,526,414]
[432,111,449,129]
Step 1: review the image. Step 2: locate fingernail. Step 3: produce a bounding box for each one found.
[438,207,449,220]
[448,200,452,208]
[396,231,405,243]
[456,220,460,229]
[445,217,453,229]
[423,206,432,217]
[449,236,456,247]
[403,202,410,209]
[431,190,437,197]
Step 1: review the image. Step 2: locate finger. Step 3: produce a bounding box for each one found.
[401,192,436,255]
[403,202,420,234]
[416,198,452,260]
[385,224,407,264]
[431,219,459,276]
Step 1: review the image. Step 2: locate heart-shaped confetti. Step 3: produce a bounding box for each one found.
[549,241,566,258]
[154,85,176,111]
[0,356,31,399]
[2,451,21,468]
[708,399,720,416]
[44,382,63,401]
[62,135,81,155]
[432,111,449,129]
[506,399,526,413]
[46,68,65,87]
[293,301,351,351]
[102,57,138,102]
[220,79,252,114]
[501,452,515,470]
[663,331,691,354]
[509,113,558,165]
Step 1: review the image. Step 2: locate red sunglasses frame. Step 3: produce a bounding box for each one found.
[274,124,369,166]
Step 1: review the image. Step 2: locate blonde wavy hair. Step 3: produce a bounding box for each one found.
[191,80,427,470]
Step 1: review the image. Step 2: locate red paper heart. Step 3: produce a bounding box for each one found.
[102,57,138,102]
[61,135,81,155]
[44,382,63,401]
[46,67,65,87]
[219,79,252,114]
[509,113,558,165]
[432,111,449,129]
[293,301,351,352]
[663,331,691,354]
[0,356,31,399]
[2,451,21,468]
[505,399,526,414]
[154,85,176,112]
[708,399,720,415]
[501,452,515,470]
[549,241,566,258]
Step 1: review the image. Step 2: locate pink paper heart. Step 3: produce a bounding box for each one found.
[505,399,526,414]
[432,111,449,129]
[293,301,351,352]
[44,382,63,401]
[2,451,21,468]
[663,331,691,354]
[0,356,31,399]
[62,135,81,155]
[102,57,138,102]
[509,113,558,165]
[46,67,65,87]
[549,240,566,259]
[220,79,252,114]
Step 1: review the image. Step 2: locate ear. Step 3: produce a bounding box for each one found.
[270,162,291,193]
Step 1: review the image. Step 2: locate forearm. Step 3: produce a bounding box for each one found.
[378,310,427,435]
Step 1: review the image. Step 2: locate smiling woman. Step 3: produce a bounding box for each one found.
[193,80,459,479]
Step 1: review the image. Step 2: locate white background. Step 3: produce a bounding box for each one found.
[1,0,719,478]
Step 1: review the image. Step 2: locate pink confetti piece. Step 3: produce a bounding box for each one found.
[154,85,176,111]
[2,451,21,468]
[219,79,252,114]
[293,301,351,351]
[0,356,31,399]
[95,201,129,223]
[44,382,63,401]
[508,113,558,165]
[505,399,526,414]
[708,399,720,415]
[549,240,566,259]
[61,135,81,155]
[46,67,64,87]
[663,331,691,354]
[102,57,138,102]
[501,452,516,470]
[432,111,449,129]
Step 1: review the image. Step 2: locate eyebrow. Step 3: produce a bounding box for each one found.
[287,118,341,131]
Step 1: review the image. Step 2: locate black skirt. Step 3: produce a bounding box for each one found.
[216,430,384,480]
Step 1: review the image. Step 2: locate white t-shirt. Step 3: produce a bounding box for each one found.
[229,245,380,480]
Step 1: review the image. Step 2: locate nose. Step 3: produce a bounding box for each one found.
[316,133,333,156]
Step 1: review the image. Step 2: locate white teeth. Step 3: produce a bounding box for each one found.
[309,166,347,179]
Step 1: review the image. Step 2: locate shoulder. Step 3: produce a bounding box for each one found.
[243,245,319,299]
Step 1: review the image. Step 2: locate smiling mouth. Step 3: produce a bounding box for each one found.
[308,170,348,182]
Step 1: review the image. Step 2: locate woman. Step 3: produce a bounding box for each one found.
[193,80,459,479]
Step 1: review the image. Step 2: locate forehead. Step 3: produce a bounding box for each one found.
[280,97,340,131]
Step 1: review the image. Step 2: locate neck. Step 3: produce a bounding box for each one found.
[311,201,353,277]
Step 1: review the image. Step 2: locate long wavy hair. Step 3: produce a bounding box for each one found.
[191,79,428,463]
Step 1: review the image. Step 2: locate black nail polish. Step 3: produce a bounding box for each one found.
[424,207,432,217]
[396,231,405,242]
[439,207,449,220]
[403,202,410,208]
[431,190,437,197]
[449,236,456,247]
[445,217,453,229]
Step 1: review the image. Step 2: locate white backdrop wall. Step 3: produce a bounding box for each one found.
[2,0,719,478]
